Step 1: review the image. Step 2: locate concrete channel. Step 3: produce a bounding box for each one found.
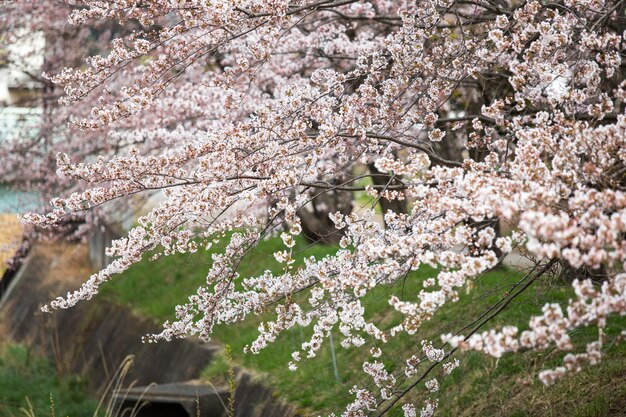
[0,242,295,417]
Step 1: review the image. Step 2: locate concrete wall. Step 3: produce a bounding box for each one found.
[88,223,119,270]
[0,242,297,417]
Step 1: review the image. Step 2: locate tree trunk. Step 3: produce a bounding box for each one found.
[367,163,408,225]
[298,185,353,245]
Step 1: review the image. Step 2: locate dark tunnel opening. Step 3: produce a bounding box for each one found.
[119,401,190,417]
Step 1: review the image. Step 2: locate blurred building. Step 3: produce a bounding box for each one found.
[0,29,43,106]
[0,29,43,212]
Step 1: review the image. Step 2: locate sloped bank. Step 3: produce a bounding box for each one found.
[0,242,295,417]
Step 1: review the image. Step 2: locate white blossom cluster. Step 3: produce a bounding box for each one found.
[444,274,626,385]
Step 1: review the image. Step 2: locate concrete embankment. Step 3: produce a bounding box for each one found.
[0,242,295,417]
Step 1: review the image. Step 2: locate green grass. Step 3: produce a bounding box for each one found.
[100,232,335,321]
[101,235,626,416]
[0,343,96,417]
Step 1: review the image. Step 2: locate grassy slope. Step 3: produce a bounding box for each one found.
[0,344,96,417]
[100,235,626,416]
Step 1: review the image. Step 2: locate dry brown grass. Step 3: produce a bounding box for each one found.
[31,242,93,287]
[0,214,22,276]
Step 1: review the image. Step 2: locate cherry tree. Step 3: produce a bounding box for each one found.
[5,0,626,415]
